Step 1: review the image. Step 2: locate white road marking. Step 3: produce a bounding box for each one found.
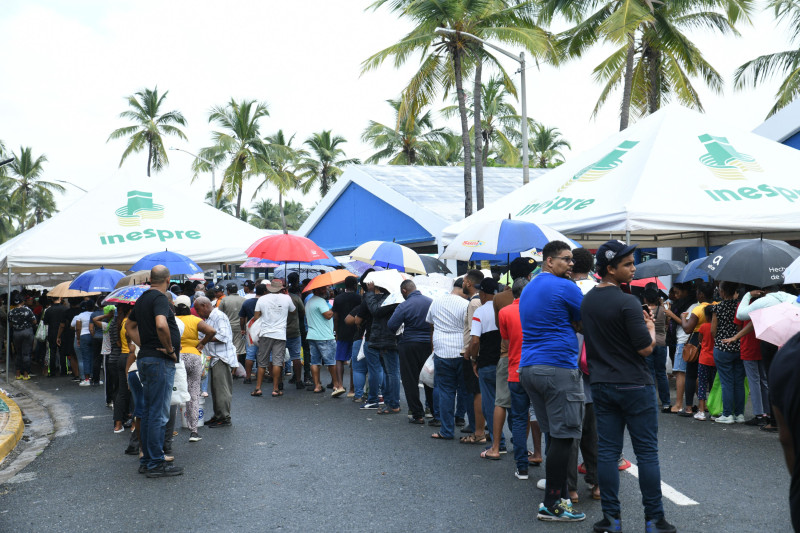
[624,464,699,506]
[6,472,36,484]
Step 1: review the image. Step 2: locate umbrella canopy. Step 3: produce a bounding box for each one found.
[674,257,709,283]
[130,250,202,276]
[363,269,409,295]
[633,259,685,280]
[245,234,326,263]
[69,267,125,292]
[239,258,280,268]
[49,281,100,298]
[115,270,151,288]
[343,260,384,277]
[750,301,800,347]
[382,285,452,306]
[783,256,800,284]
[700,238,800,287]
[273,264,336,282]
[419,255,451,275]
[351,241,426,275]
[103,284,150,305]
[441,218,578,261]
[303,270,356,293]
[629,278,667,290]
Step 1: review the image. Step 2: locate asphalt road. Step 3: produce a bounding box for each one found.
[0,372,792,533]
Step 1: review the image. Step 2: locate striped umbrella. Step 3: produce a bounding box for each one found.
[350,241,426,275]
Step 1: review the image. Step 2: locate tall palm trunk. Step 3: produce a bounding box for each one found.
[147,138,153,177]
[619,35,636,131]
[235,182,243,219]
[453,45,473,217]
[279,189,288,234]
[473,55,484,211]
[646,43,661,114]
[482,126,490,167]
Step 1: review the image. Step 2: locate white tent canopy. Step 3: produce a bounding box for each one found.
[0,177,278,273]
[442,105,800,248]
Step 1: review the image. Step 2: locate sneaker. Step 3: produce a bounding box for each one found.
[207,418,231,428]
[537,478,546,490]
[455,417,466,427]
[593,515,622,533]
[425,407,433,419]
[378,395,384,405]
[734,414,746,424]
[428,418,441,427]
[189,432,201,442]
[113,427,125,434]
[145,463,184,478]
[618,457,632,470]
[693,411,706,421]
[79,379,91,387]
[744,415,765,426]
[138,464,147,474]
[715,414,735,424]
[498,445,507,454]
[537,500,585,522]
[124,446,139,456]
[106,402,114,408]
[360,402,380,410]
[645,516,677,533]
[296,381,306,390]
[515,469,529,480]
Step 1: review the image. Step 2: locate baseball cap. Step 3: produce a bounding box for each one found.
[266,279,284,293]
[510,257,537,280]
[213,285,224,293]
[477,277,500,295]
[11,295,22,305]
[174,295,191,308]
[595,240,638,272]
[243,280,255,289]
[226,282,238,293]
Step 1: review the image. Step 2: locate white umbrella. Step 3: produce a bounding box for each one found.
[364,269,409,296]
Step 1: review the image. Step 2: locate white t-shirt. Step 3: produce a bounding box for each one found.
[576,278,598,296]
[72,311,93,336]
[677,303,698,345]
[255,293,296,341]
[470,301,498,337]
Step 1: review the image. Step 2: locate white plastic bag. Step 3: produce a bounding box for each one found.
[171,360,191,405]
[419,353,435,388]
[356,340,365,361]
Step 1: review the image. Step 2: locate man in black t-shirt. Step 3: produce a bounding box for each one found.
[770,331,800,531]
[332,276,361,396]
[42,298,66,377]
[57,298,82,379]
[581,241,675,533]
[125,265,183,478]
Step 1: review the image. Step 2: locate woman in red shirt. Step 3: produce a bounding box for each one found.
[694,306,716,420]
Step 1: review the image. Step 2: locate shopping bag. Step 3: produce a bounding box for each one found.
[35,321,48,342]
[706,373,750,416]
[170,360,191,405]
[419,353,435,388]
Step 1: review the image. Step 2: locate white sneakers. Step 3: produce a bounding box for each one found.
[78,379,91,387]
[734,414,746,423]
[693,411,707,421]
[537,478,546,490]
[715,415,734,424]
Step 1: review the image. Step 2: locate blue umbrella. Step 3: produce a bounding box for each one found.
[69,267,125,292]
[674,257,709,283]
[130,250,202,276]
[343,260,384,277]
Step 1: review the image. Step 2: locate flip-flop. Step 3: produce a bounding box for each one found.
[271,391,283,397]
[460,433,487,444]
[250,390,262,397]
[431,433,453,440]
[312,388,325,393]
[480,449,501,461]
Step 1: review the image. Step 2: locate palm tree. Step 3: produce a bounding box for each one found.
[0,140,8,178]
[530,124,571,168]
[0,176,20,242]
[432,130,465,165]
[735,1,800,117]
[107,87,188,176]
[300,130,359,197]
[28,188,58,225]
[248,198,281,230]
[254,130,308,233]
[363,0,558,215]
[7,147,65,230]
[283,200,310,230]
[542,0,753,129]
[195,98,270,218]
[204,190,234,215]
[362,99,446,165]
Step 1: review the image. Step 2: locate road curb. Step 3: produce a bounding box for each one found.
[0,390,25,463]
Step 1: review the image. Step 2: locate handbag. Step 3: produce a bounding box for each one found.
[35,320,48,343]
[170,359,191,406]
[682,332,700,363]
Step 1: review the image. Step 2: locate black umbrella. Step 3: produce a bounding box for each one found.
[699,238,800,287]
[419,255,452,275]
[633,259,685,280]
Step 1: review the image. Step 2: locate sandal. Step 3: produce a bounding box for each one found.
[591,484,601,500]
[528,451,543,466]
[480,449,501,460]
[251,390,262,397]
[431,432,453,440]
[271,390,283,397]
[312,387,325,393]
[459,433,487,444]
[378,407,401,415]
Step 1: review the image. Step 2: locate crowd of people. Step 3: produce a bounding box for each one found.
[3,241,799,530]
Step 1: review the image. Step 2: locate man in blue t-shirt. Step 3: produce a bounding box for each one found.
[518,240,585,523]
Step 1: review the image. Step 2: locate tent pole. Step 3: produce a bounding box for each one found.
[6,266,10,384]
[625,231,631,245]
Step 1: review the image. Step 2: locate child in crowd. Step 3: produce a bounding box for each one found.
[694,306,716,420]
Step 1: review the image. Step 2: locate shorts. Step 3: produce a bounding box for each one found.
[335,340,354,362]
[519,365,584,439]
[462,357,480,395]
[673,343,687,373]
[258,337,286,369]
[245,343,259,363]
[309,339,335,366]
[494,357,511,409]
[286,336,302,361]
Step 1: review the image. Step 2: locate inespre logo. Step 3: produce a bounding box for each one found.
[99,190,202,246]
[462,240,485,247]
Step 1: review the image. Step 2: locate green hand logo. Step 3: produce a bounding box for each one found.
[698,134,762,180]
[115,191,165,227]
[558,140,639,193]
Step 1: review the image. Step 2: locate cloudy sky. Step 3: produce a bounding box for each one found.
[0,1,792,212]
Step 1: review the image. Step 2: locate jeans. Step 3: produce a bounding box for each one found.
[592,383,664,520]
[128,369,144,418]
[646,345,671,408]
[363,342,385,405]
[138,357,176,470]
[351,340,367,398]
[91,337,103,383]
[433,355,463,439]
[79,334,93,377]
[713,348,745,417]
[379,348,401,409]
[459,360,476,430]
[478,365,505,447]
[12,328,34,375]
[742,359,769,416]
[508,381,531,471]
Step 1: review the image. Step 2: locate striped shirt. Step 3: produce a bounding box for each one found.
[426,294,469,358]
[203,308,239,368]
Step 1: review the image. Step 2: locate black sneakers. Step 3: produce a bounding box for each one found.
[593,515,622,532]
[645,517,676,533]
[145,463,184,478]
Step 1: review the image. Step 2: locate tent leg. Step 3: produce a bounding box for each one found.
[6,266,10,384]
[625,231,631,245]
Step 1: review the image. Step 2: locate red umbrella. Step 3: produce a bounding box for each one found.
[245,234,326,263]
[629,277,667,290]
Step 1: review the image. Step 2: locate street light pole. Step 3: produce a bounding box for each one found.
[434,27,530,184]
[169,147,217,207]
